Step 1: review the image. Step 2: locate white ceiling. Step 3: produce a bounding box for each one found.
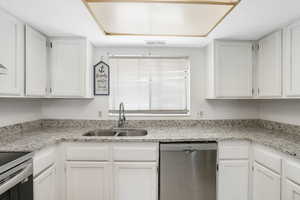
[0,0,300,47]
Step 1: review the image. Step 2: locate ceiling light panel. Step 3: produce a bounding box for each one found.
[83,0,240,37]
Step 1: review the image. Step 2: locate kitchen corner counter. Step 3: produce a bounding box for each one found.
[1,120,300,159]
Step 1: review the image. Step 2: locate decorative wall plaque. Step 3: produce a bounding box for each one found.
[94,61,109,95]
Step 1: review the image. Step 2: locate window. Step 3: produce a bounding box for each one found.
[109,56,190,115]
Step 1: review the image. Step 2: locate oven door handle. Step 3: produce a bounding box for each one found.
[0,163,33,195]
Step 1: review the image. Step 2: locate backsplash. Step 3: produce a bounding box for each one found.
[1,119,300,136]
[41,119,260,129]
[257,119,300,135]
[0,120,42,137]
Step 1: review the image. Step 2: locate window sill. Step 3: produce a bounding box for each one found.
[108,113,191,117]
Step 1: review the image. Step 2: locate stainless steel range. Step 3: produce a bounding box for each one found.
[0,152,33,200]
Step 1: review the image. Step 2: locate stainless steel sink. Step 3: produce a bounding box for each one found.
[83,128,147,137]
[83,129,117,136]
[114,128,148,137]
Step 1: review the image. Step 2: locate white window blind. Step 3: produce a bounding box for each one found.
[109,56,190,115]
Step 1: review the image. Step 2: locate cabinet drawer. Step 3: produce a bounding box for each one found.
[65,143,110,161]
[218,141,250,160]
[253,147,281,174]
[112,143,158,161]
[285,160,300,185]
[34,146,56,176]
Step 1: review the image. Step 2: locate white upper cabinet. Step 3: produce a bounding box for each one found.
[25,25,47,97]
[0,9,24,96]
[206,40,253,99]
[284,21,300,97]
[49,38,93,98]
[257,30,283,98]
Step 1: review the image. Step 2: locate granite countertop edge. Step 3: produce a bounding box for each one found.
[1,125,300,160]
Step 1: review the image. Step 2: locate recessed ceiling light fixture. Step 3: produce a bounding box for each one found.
[145,40,166,45]
[83,0,240,37]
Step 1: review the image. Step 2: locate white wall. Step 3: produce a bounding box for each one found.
[259,100,300,125]
[0,99,42,127]
[41,47,259,120]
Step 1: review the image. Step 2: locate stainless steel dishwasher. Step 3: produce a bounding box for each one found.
[160,142,217,200]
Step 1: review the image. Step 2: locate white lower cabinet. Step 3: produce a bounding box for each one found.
[218,141,250,200]
[64,143,158,200]
[283,160,300,200]
[218,160,249,200]
[285,180,300,200]
[113,162,157,200]
[66,162,111,200]
[253,162,281,200]
[34,165,56,200]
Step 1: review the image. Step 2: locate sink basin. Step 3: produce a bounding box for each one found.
[83,129,117,136]
[83,128,148,137]
[114,128,148,137]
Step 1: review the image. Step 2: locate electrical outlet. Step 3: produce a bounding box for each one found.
[98,111,102,118]
[197,111,204,118]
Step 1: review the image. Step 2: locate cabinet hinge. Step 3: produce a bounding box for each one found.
[252,44,259,51]
[252,88,254,96]
[216,163,219,171]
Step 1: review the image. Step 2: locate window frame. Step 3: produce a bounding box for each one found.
[108,55,191,116]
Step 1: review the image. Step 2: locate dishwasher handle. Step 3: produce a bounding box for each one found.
[160,143,217,152]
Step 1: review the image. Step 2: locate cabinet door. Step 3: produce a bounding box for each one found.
[285,180,300,200]
[215,41,253,98]
[285,21,300,97]
[49,39,86,97]
[113,162,157,200]
[66,162,110,200]
[25,25,47,96]
[253,162,281,200]
[257,31,282,97]
[218,160,249,200]
[34,165,56,200]
[0,10,23,96]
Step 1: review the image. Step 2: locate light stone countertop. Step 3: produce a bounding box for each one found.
[1,124,300,159]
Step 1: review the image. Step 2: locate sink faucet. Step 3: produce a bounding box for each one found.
[118,102,126,128]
